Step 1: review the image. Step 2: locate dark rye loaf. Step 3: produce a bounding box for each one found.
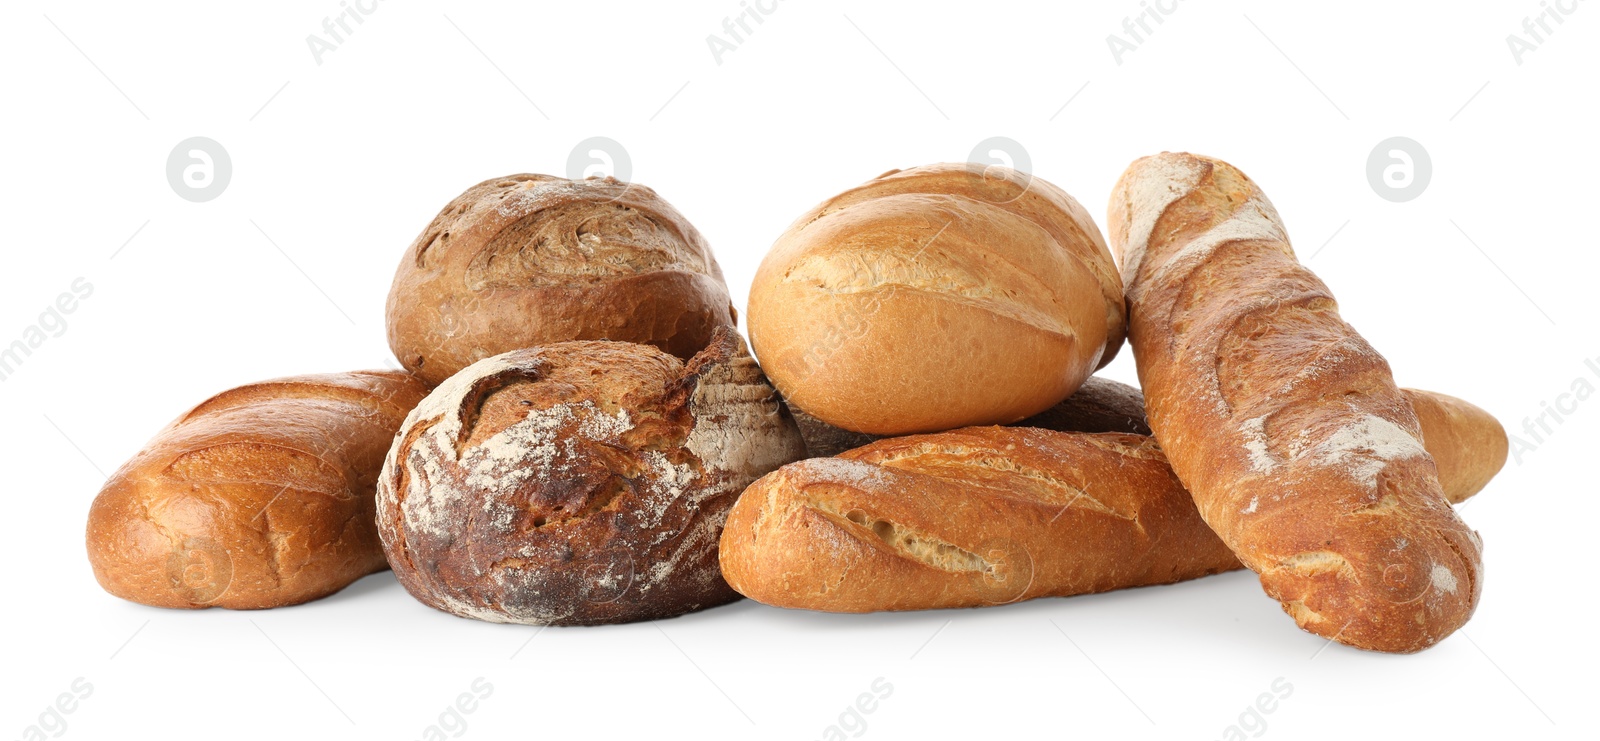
[376,329,805,625]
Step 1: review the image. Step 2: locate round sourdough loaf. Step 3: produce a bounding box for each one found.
[86,371,430,609]
[747,163,1125,435]
[375,329,805,625]
[387,174,737,385]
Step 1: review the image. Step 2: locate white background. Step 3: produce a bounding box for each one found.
[3,1,1594,739]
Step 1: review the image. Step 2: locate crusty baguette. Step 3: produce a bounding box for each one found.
[788,378,1507,503]
[86,371,429,609]
[722,395,1502,615]
[1107,152,1482,653]
[719,426,1241,612]
[1406,390,1508,504]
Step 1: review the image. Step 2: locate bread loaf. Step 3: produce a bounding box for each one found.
[1108,152,1482,653]
[788,379,1507,503]
[1014,375,1153,436]
[376,329,806,625]
[722,399,1503,615]
[86,371,429,609]
[719,426,1241,611]
[786,403,879,460]
[387,174,737,385]
[783,376,1150,458]
[1407,390,1508,504]
[748,163,1126,435]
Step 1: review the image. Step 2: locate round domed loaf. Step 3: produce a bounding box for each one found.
[748,163,1125,436]
[375,328,806,625]
[387,174,738,385]
[86,371,430,609]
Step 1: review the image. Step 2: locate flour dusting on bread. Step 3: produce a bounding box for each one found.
[1431,563,1459,594]
[403,352,538,447]
[1313,414,1427,488]
[1110,152,1482,652]
[1144,190,1288,290]
[793,456,893,488]
[377,335,804,626]
[685,351,809,495]
[1239,416,1277,473]
[1113,154,1207,284]
[493,177,570,218]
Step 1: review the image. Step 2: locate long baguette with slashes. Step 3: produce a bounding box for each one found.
[719,426,1242,611]
[1107,152,1482,653]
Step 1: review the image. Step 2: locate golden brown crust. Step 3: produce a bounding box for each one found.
[1108,152,1483,653]
[786,379,1505,504]
[387,174,737,385]
[85,371,429,609]
[376,329,805,625]
[719,426,1241,612]
[1404,389,1508,504]
[748,163,1125,435]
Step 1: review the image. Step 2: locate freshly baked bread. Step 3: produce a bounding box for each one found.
[1108,152,1482,653]
[387,174,737,385]
[783,376,1151,458]
[376,329,805,625]
[1406,390,1508,504]
[789,377,1507,503]
[86,371,429,609]
[722,398,1504,615]
[1014,375,1152,436]
[748,163,1126,435]
[785,402,879,459]
[719,426,1241,612]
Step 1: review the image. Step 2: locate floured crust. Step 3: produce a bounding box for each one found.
[376,329,805,625]
[386,174,737,385]
[1108,152,1484,653]
[85,371,430,609]
[747,163,1126,435]
[719,426,1241,612]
